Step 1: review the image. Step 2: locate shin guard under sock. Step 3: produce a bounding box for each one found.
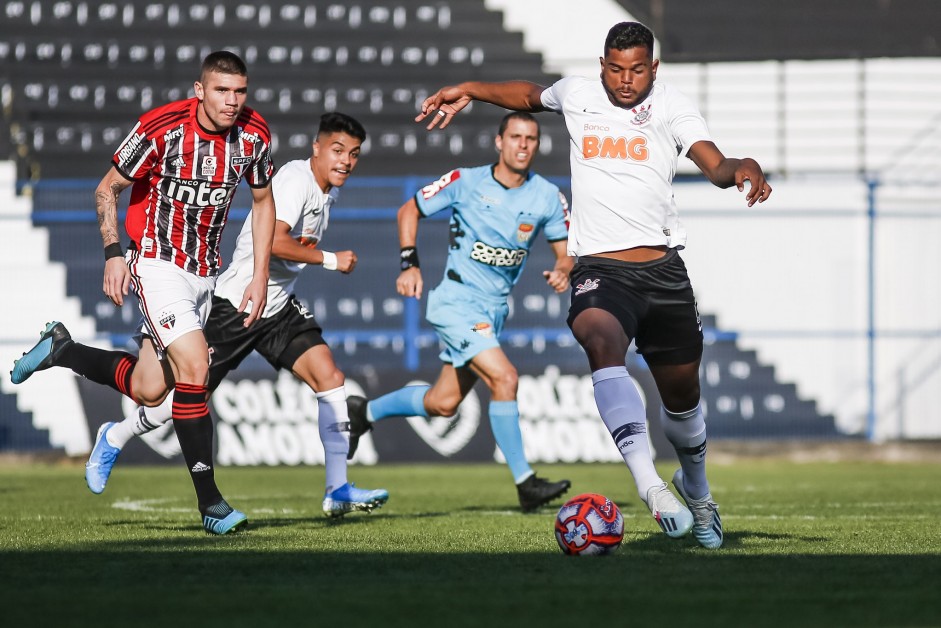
[172,382,223,511]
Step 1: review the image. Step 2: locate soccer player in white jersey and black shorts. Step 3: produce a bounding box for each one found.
[414,21,773,548]
[11,52,276,535]
[80,112,390,518]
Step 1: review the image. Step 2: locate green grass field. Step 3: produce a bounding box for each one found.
[1,460,939,627]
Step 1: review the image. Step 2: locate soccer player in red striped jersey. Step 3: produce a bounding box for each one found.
[11,51,275,535]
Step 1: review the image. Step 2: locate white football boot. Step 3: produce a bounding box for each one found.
[645,482,693,538]
[672,468,723,549]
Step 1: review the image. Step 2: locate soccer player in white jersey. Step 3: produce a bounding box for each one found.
[346,112,574,512]
[414,22,773,548]
[82,112,389,518]
[11,52,276,535]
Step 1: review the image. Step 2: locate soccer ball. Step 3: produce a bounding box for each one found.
[554,493,624,556]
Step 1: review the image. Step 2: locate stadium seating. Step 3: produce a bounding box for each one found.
[0,0,568,178]
[0,1,846,452]
[615,0,941,61]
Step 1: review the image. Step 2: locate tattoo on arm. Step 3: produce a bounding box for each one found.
[95,182,123,246]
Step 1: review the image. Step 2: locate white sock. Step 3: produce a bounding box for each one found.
[317,386,350,494]
[106,393,174,449]
[660,404,710,499]
[592,366,663,501]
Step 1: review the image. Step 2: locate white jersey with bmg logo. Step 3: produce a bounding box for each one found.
[214,159,338,318]
[541,77,712,256]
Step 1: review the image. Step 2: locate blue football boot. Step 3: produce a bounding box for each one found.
[322,482,389,518]
[202,500,248,535]
[11,321,73,384]
[85,422,121,494]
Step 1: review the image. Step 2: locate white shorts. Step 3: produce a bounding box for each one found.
[128,254,215,358]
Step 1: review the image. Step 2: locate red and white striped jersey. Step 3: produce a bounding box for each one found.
[112,97,273,276]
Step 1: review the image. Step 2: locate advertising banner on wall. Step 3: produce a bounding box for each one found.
[79,359,677,468]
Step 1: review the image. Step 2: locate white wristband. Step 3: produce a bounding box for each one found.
[321,251,338,271]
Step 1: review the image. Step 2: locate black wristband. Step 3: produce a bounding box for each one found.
[104,243,124,260]
[400,246,420,271]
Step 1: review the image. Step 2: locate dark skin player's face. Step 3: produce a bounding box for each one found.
[599,46,658,109]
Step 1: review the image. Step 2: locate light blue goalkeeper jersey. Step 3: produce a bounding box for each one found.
[415,164,569,300]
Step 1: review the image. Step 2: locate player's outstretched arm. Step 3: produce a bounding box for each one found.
[417,81,548,130]
[688,140,772,207]
[95,167,133,306]
[396,198,424,299]
[271,221,356,273]
[240,183,276,326]
[542,240,574,294]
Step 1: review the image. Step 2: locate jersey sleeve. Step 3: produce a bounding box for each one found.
[540,77,580,113]
[414,169,463,217]
[112,119,157,180]
[666,86,712,156]
[242,111,274,188]
[542,187,570,242]
[271,165,308,230]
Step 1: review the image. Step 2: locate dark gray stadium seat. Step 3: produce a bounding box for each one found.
[0,0,565,177]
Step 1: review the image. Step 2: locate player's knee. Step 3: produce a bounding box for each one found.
[579,336,625,369]
[313,367,345,392]
[660,387,700,413]
[174,354,210,386]
[571,311,628,366]
[425,394,461,417]
[134,385,171,407]
[489,368,518,398]
[573,327,622,364]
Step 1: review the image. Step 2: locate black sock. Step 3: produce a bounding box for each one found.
[172,382,224,513]
[57,343,137,397]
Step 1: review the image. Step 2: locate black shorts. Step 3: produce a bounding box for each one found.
[205,294,325,390]
[566,249,703,366]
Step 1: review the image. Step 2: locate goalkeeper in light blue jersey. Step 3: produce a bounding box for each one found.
[347,112,575,512]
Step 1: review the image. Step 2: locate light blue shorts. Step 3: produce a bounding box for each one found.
[425,281,508,368]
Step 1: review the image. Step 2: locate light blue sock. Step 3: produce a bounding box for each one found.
[489,400,532,483]
[367,385,430,422]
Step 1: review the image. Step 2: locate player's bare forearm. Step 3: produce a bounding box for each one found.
[418,81,547,129]
[397,198,421,248]
[552,244,575,277]
[461,81,546,111]
[94,168,131,247]
[95,168,133,305]
[94,188,120,246]
[544,241,573,293]
[688,141,771,206]
[708,157,754,188]
[249,185,276,279]
[272,226,321,264]
[238,186,275,324]
[396,200,423,297]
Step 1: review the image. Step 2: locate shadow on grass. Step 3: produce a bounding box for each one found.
[1,537,938,628]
